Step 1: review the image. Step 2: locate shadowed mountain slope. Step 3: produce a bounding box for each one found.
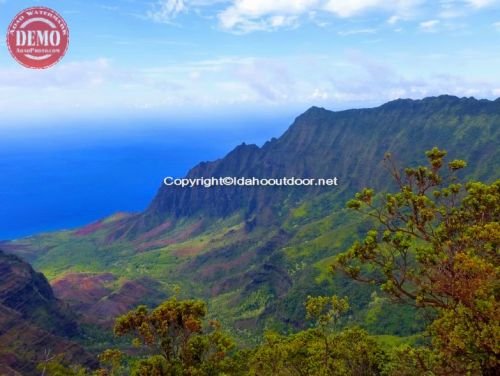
[0,250,96,375]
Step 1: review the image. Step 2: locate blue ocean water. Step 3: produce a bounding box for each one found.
[0,116,292,240]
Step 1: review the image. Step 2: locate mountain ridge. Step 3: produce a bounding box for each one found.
[128,95,499,235]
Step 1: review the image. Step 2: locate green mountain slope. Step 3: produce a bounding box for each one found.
[3,95,499,344]
[142,95,499,226]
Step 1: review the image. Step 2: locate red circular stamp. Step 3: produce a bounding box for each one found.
[6,7,69,69]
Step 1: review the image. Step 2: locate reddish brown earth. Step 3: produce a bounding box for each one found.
[200,250,255,280]
[51,273,165,327]
[73,221,106,236]
[173,244,205,257]
[136,220,173,242]
[135,220,204,252]
[86,280,155,323]
[74,213,132,237]
[51,273,116,311]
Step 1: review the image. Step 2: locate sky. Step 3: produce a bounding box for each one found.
[0,0,499,124]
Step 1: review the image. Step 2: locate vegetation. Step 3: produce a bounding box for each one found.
[36,148,499,376]
[334,148,499,375]
[248,296,383,376]
[113,296,237,375]
[39,294,386,375]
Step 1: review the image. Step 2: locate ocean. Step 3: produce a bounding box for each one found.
[0,115,292,240]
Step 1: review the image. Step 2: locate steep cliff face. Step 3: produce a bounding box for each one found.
[0,250,96,375]
[0,250,79,336]
[135,95,499,233]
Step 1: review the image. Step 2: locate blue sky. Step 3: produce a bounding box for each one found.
[0,0,499,124]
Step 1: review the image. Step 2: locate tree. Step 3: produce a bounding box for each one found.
[37,355,88,376]
[96,349,126,376]
[249,296,383,376]
[113,296,236,376]
[334,148,499,375]
[305,295,350,372]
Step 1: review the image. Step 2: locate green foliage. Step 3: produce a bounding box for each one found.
[305,295,349,328]
[95,295,399,375]
[248,296,384,376]
[37,355,88,376]
[249,328,384,376]
[380,345,438,376]
[39,289,493,375]
[97,349,126,375]
[111,296,237,376]
[334,148,500,375]
[131,355,170,376]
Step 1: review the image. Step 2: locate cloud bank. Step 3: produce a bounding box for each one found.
[147,0,500,32]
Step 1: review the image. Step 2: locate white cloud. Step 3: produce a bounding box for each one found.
[493,21,500,31]
[218,0,422,32]
[466,0,499,8]
[0,59,126,120]
[218,0,316,32]
[338,28,377,36]
[323,0,417,18]
[387,15,401,24]
[147,0,186,23]
[419,19,440,32]
[0,59,114,89]
[2,50,499,121]
[144,0,499,34]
